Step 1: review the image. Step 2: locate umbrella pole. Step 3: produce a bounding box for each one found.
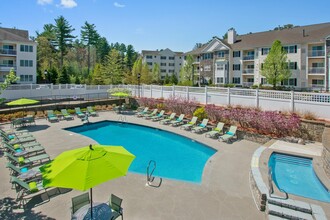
[90,188,93,219]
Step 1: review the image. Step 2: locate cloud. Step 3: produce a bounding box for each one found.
[114,2,125,8]
[37,0,53,5]
[60,0,77,8]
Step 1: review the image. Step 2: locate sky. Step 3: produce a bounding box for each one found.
[1,0,330,53]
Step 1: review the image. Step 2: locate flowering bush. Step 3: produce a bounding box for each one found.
[137,97,160,109]
[205,104,301,137]
[163,95,198,116]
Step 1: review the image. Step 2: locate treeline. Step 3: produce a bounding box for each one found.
[35,15,140,85]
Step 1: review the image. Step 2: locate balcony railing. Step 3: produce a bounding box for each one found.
[0,48,17,55]
[308,50,325,57]
[308,67,325,74]
[243,55,254,61]
[242,69,255,74]
[242,82,254,87]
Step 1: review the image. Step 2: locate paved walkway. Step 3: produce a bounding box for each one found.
[0,111,266,219]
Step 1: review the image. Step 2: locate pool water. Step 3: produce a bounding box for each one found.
[269,153,330,203]
[66,121,216,184]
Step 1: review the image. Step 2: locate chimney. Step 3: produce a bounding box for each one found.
[227,28,236,44]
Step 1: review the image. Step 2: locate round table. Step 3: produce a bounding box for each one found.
[72,202,112,220]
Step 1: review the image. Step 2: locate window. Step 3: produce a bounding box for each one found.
[146,55,152,59]
[202,53,213,60]
[233,64,240,71]
[312,79,324,85]
[217,64,224,70]
[232,77,241,84]
[20,75,33,82]
[312,63,324,67]
[20,45,33,52]
[216,77,224,84]
[204,65,211,71]
[20,60,33,67]
[169,56,175,60]
[168,70,175,73]
[261,78,268,84]
[161,69,166,73]
[147,62,152,66]
[233,51,241,57]
[247,64,254,69]
[2,60,14,67]
[247,78,254,83]
[217,50,228,58]
[288,62,297,70]
[283,45,297,53]
[282,78,297,86]
[261,48,270,55]
[160,56,166,60]
[168,63,175,66]
[160,63,166,66]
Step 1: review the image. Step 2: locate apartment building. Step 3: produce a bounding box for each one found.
[0,27,37,84]
[141,48,184,80]
[186,23,330,90]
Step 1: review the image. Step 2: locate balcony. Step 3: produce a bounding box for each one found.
[242,82,254,87]
[242,69,255,74]
[0,48,17,55]
[308,67,325,74]
[308,50,325,57]
[243,55,254,61]
[0,64,16,71]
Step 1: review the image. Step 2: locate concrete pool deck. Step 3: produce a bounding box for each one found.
[0,110,326,219]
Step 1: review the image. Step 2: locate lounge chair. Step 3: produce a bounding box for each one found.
[109,194,123,220]
[180,116,198,130]
[47,110,59,122]
[150,110,165,121]
[61,109,74,120]
[3,142,45,155]
[219,126,238,143]
[0,130,33,140]
[75,107,85,118]
[169,114,185,126]
[23,116,36,126]
[87,106,98,116]
[11,118,25,128]
[71,192,90,215]
[6,162,42,177]
[136,107,149,117]
[11,176,50,208]
[4,152,50,166]
[159,113,176,124]
[191,119,209,133]
[205,122,225,138]
[1,133,36,145]
[143,109,158,119]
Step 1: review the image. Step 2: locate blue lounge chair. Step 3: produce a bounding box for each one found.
[192,119,209,133]
[219,126,238,143]
[75,107,85,118]
[136,107,149,117]
[151,110,165,121]
[169,114,185,126]
[47,110,59,122]
[160,113,176,125]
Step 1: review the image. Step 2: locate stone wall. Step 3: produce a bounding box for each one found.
[237,130,272,144]
[322,123,330,179]
[300,119,325,142]
[249,171,267,211]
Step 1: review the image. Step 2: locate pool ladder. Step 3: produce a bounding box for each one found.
[118,115,127,123]
[146,160,162,187]
[268,167,288,199]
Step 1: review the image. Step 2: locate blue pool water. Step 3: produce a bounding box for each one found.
[269,153,330,203]
[66,121,216,184]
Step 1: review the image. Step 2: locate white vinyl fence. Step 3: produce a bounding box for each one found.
[1,84,330,119]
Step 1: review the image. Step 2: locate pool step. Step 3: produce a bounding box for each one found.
[268,198,312,214]
[267,203,313,220]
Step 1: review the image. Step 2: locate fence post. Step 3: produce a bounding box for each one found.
[227,88,231,105]
[172,85,175,97]
[291,90,295,112]
[186,86,189,100]
[150,85,153,98]
[205,86,208,105]
[161,85,164,98]
[98,85,100,90]
[255,88,259,108]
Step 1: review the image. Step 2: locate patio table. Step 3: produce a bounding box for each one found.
[72,202,112,220]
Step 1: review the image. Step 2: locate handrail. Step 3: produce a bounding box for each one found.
[268,167,288,199]
[146,160,162,187]
[118,115,127,123]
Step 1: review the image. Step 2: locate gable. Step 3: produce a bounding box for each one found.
[201,38,230,53]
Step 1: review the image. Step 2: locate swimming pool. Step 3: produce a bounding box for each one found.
[269,152,330,203]
[66,121,216,184]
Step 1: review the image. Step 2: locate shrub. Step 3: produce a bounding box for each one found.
[107,88,132,96]
[163,95,198,116]
[193,107,208,121]
[137,97,159,109]
[301,111,317,120]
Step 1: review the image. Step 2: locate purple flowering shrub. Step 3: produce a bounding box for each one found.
[137,97,159,109]
[163,95,198,116]
[205,104,301,137]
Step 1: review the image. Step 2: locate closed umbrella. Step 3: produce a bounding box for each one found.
[40,144,135,219]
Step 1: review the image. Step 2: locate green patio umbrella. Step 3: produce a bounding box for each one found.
[40,144,135,218]
[6,98,39,106]
[111,92,130,98]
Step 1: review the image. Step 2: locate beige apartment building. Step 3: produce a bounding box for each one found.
[141,48,184,80]
[186,22,330,90]
[0,27,37,84]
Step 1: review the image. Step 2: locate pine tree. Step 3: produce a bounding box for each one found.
[102,49,124,84]
[179,54,194,84]
[58,66,70,84]
[152,63,160,84]
[164,74,170,84]
[170,73,178,85]
[92,63,105,84]
[261,40,291,89]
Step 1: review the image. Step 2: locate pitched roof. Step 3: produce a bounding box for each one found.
[230,22,330,50]
[142,48,184,56]
[0,27,34,43]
